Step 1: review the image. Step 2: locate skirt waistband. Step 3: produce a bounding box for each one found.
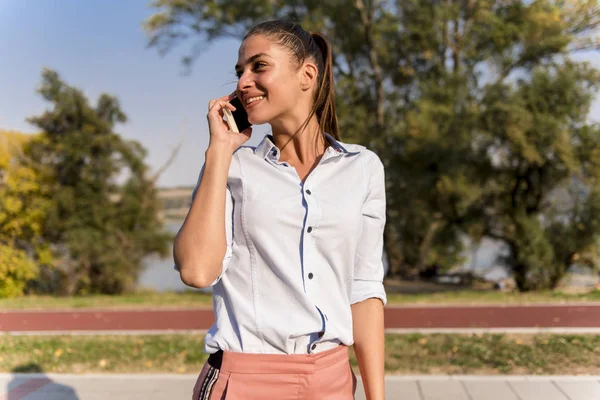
[209,345,349,375]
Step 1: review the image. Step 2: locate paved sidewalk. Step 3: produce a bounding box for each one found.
[1,374,599,400]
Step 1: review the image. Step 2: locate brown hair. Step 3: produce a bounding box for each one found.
[244,20,340,141]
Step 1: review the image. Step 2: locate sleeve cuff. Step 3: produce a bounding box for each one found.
[350,279,387,306]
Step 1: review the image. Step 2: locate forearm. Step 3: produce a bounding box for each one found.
[173,145,232,287]
[351,297,385,400]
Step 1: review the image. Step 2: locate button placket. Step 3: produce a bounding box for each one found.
[301,173,325,355]
[302,182,319,289]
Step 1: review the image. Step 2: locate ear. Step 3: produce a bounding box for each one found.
[299,60,318,91]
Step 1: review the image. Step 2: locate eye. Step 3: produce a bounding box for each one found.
[253,61,267,70]
[235,62,267,79]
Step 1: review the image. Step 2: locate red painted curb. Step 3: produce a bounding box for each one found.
[1,305,600,332]
[0,309,214,332]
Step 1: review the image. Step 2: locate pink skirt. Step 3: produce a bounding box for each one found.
[192,344,357,400]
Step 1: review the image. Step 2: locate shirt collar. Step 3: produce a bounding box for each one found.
[255,132,364,161]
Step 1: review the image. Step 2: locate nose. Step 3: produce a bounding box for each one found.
[237,70,253,93]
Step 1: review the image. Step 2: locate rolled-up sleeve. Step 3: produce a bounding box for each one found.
[350,151,387,306]
[173,163,234,287]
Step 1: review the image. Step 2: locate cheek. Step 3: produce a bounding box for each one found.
[263,68,300,97]
[268,82,300,110]
[247,71,300,123]
[252,85,294,117]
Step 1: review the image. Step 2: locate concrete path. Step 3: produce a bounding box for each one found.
[3,304,600,333]
[2,374,599,400]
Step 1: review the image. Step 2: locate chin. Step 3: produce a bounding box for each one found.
[248,114,269,126]
[249,108,284,126]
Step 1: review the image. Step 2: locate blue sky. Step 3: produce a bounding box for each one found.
[0,0,271,187]
[1,1,600,187]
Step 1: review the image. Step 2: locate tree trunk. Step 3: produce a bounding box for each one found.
[416,220,443,272]
[512,263,529,292]
[548,261,569,290]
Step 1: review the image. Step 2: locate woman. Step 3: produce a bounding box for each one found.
[174,20,387,400]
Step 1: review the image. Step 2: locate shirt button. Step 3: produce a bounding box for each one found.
[311,344,317,350]
[308,273,314,279]
[306,189,311,195]
[307,226,313,233]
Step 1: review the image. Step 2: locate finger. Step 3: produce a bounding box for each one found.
[211,98,236,110]
[218,92,237,102]
[209,100,236,114]
[207,100,236,122]
[208,93,236,111]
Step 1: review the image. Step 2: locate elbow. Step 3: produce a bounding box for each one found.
[178,260,221,289]
[173,238,226,288]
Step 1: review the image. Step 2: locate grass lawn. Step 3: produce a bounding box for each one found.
[2,333,599,375]
[0,291,214,310]
[1,288,600,310]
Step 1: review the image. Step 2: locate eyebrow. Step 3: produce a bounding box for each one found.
[235,53,272,72]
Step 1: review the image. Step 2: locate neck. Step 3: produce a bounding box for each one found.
[270,115,328,164]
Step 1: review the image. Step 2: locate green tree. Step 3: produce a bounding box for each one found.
[477,62,600,290]
[144,0,600,290]
[24,69,172,295]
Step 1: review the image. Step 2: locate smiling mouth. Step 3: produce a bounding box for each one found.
[246,96,264,107]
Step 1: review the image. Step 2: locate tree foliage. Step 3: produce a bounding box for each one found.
[144,0,600,290]
[22,69,172,295]
[0,130,49,297]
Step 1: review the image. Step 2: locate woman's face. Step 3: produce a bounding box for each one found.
[235,34,308,126]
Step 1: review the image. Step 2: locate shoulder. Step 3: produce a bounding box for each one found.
[335,137,381,166]
[352,144,384,175]
[232,144,256,158]
[361,148,383,167]
[356,148,385,190]
[231,139,269,162]
[333,135,384,174]
[229,145,257,170]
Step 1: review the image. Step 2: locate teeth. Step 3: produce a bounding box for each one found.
[247,96,264,104]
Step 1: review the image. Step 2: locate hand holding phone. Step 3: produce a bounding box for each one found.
[206,93,253,154]
[223,96,251,133]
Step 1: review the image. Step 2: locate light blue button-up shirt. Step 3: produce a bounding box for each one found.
[184,133,387,355]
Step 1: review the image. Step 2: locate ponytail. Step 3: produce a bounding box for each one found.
[309,32,339,141]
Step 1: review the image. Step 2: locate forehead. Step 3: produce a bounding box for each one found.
[236,34,287,66]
